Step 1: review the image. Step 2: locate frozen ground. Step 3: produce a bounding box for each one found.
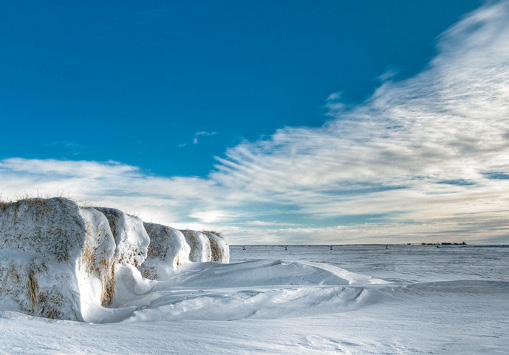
[0,245,507,354]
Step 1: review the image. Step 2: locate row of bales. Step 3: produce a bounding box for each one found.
[0,197,228,321]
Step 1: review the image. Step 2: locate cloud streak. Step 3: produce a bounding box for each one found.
[179,131,218,147]
[1,1,509,244]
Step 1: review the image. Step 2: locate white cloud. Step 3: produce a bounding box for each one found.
[243,221,296,227]
[179,131,217,147]
[378,68,399,82]
[190,210,233,223]
[195,131,217,136]
[1,2,509,244]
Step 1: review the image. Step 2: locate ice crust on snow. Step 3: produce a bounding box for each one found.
[0,198,230,321]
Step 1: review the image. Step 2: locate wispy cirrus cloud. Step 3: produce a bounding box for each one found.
[179,131,218,147]
[195,131,217,137]
[1,1,509,244]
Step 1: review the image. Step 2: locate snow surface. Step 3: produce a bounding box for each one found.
[0,244,507,354]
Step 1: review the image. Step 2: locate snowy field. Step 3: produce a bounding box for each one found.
[0,245,507,354]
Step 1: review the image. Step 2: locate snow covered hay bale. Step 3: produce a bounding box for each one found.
[179,229,230,263]
[138,223,190,280]
[179,230,212,262]
[93,208,150,267]
[202,231,230,263]
[77,207,117,312]
[0,198,116,321]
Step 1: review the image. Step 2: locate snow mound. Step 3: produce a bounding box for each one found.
[99,259,377,323]
[138,223,190,280]
[167,259,351,288]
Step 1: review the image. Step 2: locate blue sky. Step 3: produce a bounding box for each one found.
[1,0,508,244]
[1,0,481,176]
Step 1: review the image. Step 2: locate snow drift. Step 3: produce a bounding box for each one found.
[0,198,229,321]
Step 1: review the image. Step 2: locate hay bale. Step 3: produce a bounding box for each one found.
[180,230,212,262]
[0,198,116,321]
[138,223,190,280]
